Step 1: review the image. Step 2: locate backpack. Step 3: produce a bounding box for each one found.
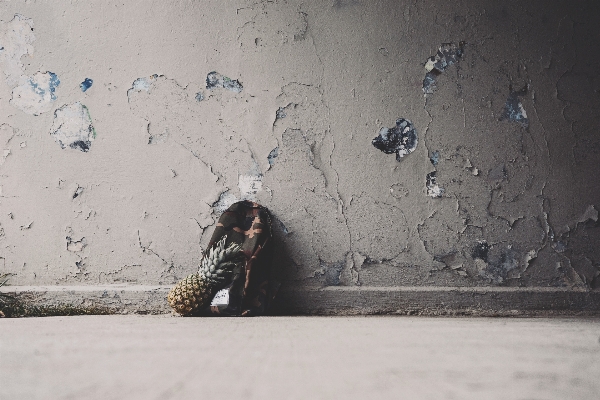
[200,201,276,316]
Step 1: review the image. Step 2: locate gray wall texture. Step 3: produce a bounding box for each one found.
[0,0,599,311]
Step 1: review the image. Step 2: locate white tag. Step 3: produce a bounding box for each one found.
[210,288,230,306]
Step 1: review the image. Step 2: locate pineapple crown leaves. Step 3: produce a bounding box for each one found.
[198,235,244,282]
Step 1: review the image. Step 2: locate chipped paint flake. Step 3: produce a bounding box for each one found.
[500,85,529,128]
[372,118,418,161]
[10,71,60,115]
[72,185,84,199]
[0,14,35,87]
[426,171,444,198]
[128,74,159,95]
[50,102,96,152]
[206,71,243,93]
[276,107,287,120]
[422,42,464,96]
[472,240,490,262]
[80,78,93,92]
[267,147,279,166]
[429,151,440,166]
[425,42,465,73]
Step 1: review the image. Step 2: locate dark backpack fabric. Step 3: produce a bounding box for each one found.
[200,201,276,316]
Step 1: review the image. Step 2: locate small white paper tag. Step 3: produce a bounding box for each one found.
[210,287,230,306]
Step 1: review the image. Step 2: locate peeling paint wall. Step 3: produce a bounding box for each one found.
[0,1,599,295]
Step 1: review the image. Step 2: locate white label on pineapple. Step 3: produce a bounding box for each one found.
[210,288,229,306]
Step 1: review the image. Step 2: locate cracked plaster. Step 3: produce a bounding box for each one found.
[0,1,598,295]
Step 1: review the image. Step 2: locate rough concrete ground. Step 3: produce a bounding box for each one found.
[1,316,599,400]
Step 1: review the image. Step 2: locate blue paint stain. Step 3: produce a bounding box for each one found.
[29,71,60,100]
[267,147,279,165]
[430,151,439,166]
[80,78,93,92]
[48,72,60,100]
[500,85,529,128]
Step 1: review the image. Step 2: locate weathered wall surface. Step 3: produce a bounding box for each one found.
[1,1,599,297]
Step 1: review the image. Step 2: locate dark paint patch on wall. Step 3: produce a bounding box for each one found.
[372,118,418,161]
[426,171,444,197]
[267,147,279,165]
[80,78,93,92]
[422,42,465,96]
[430,151,440,166]
[499,85,529,128]
[320,260,345,286]
[69,140,90,152]
[206,71,243,93]
[72,186,83,199]
[276,107,287,120]
[472,240,490,262]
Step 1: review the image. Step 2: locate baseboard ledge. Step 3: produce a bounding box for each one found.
[2,285,599,316]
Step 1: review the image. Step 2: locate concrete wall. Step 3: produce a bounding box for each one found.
[1,1,599,311]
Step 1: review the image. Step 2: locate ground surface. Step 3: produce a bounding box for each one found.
[1,316,599,400]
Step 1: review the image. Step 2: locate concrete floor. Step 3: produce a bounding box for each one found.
[1,316,599,400]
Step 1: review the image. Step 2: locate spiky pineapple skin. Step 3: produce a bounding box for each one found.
[167,273,217,315]
[167,236,243,316]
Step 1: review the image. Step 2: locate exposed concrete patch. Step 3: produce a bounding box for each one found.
[206,71,243,93]
[372,118,418,161]
[10,71,60,115]
[49,102,96,152]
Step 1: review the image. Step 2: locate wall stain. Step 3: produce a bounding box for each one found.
[422,42,465,96]
[10,71,60,115]
[50,102,96,152]
[80,78,93,92]
[499,85,529,128]
[372,118,418,161]
[206,71,243,93]
[426,171,444,198]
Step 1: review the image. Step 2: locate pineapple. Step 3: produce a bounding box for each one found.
[167,236,243,315]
